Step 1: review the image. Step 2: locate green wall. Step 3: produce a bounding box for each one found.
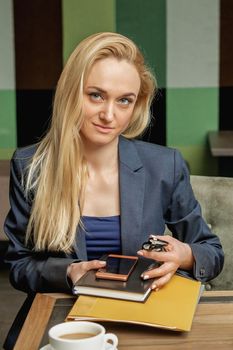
[116,0,166,88]
[0,0,16,159]
[0,0,224,175]
[62,0,116,62]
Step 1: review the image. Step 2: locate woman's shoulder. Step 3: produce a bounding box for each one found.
[125,137,180,159]
[12,144,38,160]
[119,137,185,172]
[10,144,39,173]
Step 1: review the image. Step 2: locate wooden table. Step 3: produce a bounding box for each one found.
[14,291,233,350]
[208,131,233,157]
[208,131,233,176]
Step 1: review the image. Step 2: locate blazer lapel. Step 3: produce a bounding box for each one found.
[119,137,145,255]
[74,226,88,260]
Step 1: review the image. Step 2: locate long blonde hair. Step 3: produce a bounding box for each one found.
[25,32,157,252]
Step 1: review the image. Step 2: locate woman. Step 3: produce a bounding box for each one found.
[4,32,223,348]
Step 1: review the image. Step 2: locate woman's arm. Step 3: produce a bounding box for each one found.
[138,150,224,290]
[5,153,106,294]
[4,153,78,293]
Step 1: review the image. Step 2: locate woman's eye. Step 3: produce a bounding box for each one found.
[119,98,132,105]
[89,93,103,101]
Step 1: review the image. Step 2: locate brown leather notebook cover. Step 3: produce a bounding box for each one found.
[73,257,158,302]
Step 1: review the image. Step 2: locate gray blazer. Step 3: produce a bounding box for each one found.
[4,136,224,294]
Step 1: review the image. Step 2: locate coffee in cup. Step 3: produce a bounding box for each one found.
[59,332,98,339]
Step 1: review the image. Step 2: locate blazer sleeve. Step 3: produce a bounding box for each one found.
[4,153,78,294]
[165,150,224,282]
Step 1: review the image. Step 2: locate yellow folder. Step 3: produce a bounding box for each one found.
[67,274,202,331]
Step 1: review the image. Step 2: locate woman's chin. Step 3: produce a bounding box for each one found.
[81,134,119,149]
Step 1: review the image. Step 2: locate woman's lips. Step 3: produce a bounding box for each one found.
[93,123,114,133]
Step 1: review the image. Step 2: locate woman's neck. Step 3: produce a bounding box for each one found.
[81,137,120,217]
[82,138,119,172]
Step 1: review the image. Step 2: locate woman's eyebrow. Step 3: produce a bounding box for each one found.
[86,86,136,98]
[86,86,106,93]
[119,93,137,98]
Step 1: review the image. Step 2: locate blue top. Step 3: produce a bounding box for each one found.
[82,215,121,260]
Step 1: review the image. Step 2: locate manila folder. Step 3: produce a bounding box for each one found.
[67,274,202,331]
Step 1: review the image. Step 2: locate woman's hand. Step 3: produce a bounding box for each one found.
[67,260,106,285]
[137,235,194,291]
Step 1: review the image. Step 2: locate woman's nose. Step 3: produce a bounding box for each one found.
[99,102,115,122]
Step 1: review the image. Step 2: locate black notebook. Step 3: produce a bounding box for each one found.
[73,257,158,302]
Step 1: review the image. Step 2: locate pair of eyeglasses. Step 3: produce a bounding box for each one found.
[142,238,168,252]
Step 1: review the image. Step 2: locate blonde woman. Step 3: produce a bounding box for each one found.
[4,32,223,349]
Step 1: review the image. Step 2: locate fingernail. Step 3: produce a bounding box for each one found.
[99,261,106,265]
[151,284,157,290]
[137,250,143,256]
[143,275,149,280]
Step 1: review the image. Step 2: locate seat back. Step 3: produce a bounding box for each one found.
[190,175,233,290]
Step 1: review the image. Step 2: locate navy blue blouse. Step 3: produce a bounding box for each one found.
[82,215,121,260]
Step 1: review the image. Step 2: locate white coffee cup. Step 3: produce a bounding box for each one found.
[48,321,118,350]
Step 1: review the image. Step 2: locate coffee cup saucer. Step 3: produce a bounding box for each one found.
[40,343,118,350]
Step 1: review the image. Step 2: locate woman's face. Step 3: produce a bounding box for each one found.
[81,57,141,148]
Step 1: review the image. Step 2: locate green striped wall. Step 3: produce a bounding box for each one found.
[166,0,219,174]
[167,88,218,174]
[0,0,16,159]
[1,0,232,176]
[62,0,116,62]
[116,0,166,88]
[116,0,219,174]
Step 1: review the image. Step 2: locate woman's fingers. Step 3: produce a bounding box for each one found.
[67,260,106,284]
[137,249,175,263]
[140,260,177,291]
[84,259,106,272]
[141,261,178,280]
[138,234,194,291]
[139,234,194,269]
[151,272,174,291]
[77,260,106,277]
